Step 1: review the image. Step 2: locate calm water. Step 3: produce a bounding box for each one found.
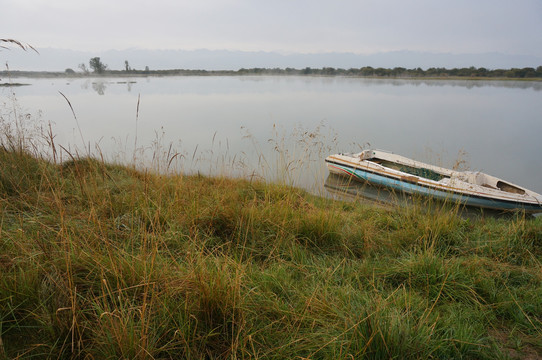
[3,76,542,194]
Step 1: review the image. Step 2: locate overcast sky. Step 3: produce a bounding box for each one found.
[4,0,542,57]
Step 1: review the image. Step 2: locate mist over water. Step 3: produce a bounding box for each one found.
[4,76,542,194]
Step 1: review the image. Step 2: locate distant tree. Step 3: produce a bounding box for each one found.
[144,66,150,74]
[491,69,506,77]
[506,68,534,78]
[124,60,131,72]
[391,67,406,76]
[346,68,358,75]
[359,66,374,76]
[522,67,537,78]
[373,67,389,76]
[78,63,89,74]
[477,67,488,76]
[89,57,107,74]
[65,68,75,74]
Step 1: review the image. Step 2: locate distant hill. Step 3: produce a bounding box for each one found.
[2,48,541,72]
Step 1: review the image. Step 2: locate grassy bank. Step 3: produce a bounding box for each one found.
[1,146,542,359]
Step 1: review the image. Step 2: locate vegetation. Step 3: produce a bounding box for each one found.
[294,65,542,79]
[89,57,108,74]
[2,65,542,80]
[1,126,542,358]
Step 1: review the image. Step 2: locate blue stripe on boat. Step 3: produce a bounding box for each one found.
[327,162,542,212]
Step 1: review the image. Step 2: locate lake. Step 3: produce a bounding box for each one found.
[2,76,542,195]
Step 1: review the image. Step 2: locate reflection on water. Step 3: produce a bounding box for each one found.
[233,76,542,91]
[348,78,542,91]
[324,173,411,209]
[79,80,137,94]
[91,81,107,95]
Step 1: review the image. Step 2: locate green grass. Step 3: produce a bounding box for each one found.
[1,146,542,359]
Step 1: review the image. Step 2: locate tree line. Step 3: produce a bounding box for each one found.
[237,66,542,78]
[69,62,542,79]
[62,58,542,79]
[3,56,542,79]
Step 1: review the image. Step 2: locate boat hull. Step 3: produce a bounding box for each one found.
[326,154,542,213]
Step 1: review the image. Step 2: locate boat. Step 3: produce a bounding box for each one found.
[325,149,542,213]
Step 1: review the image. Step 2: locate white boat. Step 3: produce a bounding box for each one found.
[325,149,542,213]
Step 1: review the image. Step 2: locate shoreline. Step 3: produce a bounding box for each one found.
[2,70,542,82]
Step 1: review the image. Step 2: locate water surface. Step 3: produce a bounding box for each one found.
[3,76,541,194]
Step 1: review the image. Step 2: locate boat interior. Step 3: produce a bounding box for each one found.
[369,159,450,182]
[370,158,526,195]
